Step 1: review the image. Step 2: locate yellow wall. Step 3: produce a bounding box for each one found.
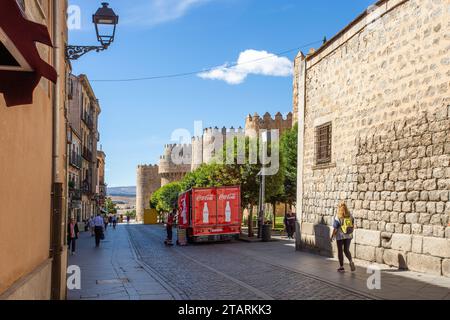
[0,78,53,295]
[0,0,69,298]
[144,209,158,225]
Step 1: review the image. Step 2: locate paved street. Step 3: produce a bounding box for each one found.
[68,224,450,300]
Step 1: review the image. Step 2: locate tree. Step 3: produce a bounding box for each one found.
[126,210,136,219]
[105,197,117,214]
[280,123,298,207]
[151,182,182,213]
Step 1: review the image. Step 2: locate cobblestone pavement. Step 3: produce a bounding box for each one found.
[127,225,371,300]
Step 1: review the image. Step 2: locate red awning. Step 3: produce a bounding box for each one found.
[0,0,57,107]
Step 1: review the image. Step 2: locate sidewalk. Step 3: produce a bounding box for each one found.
[227,237,450,300]
[67,224,175,300]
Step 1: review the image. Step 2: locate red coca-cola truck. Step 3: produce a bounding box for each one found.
[177,186,242,243]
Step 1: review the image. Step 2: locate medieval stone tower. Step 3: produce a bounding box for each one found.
[137,111,293,216]
[159,144,191,186]
[191,126,245,171]
[245,112,293,138]
[136,164,160,222]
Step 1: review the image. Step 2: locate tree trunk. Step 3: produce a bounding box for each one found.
[272,201,276,229]
[248,204,254,237]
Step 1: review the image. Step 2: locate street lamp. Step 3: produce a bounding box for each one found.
[66,3,119,60]
[257,131,268,239]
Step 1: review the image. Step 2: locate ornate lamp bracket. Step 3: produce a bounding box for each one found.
[66,45,107,61]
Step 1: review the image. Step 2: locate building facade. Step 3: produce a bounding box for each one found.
[68,127,82,222]
[295,0,450,277]
[69,74,102,221]
[96,150,107,213]
[0,0,69,299]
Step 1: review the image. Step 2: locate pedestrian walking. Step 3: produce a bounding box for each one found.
[67,217,79,255]
[287,212,297,239]
[93,213,105,248]
[89,216,95,237]
[112,214,117,229]
[283,212,290,238]
[330,202,356,273]
[164,209,176,246]
[103,214,109,231]
[126,215,130,224]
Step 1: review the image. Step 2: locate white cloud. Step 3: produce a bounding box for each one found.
[198,49,293,85]
[124,0,211,26]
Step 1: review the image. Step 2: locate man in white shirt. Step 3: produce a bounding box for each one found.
[93,213,104,247]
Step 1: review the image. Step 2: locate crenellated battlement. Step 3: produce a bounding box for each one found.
[137,164,159,170]
[246,111,293,125]
[245,111,293,138]
[155,110,292,185]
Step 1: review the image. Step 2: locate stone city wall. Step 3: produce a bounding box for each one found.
[136,165,161,222]
[297,0,450,276]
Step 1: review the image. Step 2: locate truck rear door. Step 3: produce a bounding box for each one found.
[192,188,217,235]
[217,186,241,234]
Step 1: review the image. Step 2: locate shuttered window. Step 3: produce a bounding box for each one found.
[315,122,332,165]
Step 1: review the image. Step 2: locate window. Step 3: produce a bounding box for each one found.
[315,122,332,165]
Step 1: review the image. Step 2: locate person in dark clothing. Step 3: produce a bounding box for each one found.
[284,213,290,238]
[287,213,297,239]
[112,215,117,229]
[165,209,176,246]
[67,218,80,255]
[104,215,109,231]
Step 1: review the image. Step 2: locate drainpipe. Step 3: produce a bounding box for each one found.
[50,0,64,300]
[295,53,307,251]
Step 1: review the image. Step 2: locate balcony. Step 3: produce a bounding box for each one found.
[82,147,93,161]
[70,189,82,201]
[82,182,92,195]
[69,152,82,168]
[82,112,95,130]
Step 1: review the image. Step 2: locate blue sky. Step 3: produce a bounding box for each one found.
[68,0,375,187]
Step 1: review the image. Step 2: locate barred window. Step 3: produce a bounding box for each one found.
[315,122,332,165]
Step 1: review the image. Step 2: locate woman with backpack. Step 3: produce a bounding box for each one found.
[331,202,356,273]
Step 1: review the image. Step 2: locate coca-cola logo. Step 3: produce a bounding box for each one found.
[218,193,237,200]
[196,194,214,201]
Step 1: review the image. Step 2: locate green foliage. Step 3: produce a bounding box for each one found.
[126,210,136,219]
[179,131,295,208]
[151,182,182,213]
[105,197,117,214]
[280,123,298,205]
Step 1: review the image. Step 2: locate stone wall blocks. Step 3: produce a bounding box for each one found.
[412,235,423,254]
[355,244,376,262]
[383,249,408,269]
[407,253,442,276]
[411,223,422,235]
[443,259,450,278]
[433,226,445,238]
[391,233,412,251]
[405,212,418,224]
[437,179,450,190]
[355,229,381,247]
[422,237,450,258]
